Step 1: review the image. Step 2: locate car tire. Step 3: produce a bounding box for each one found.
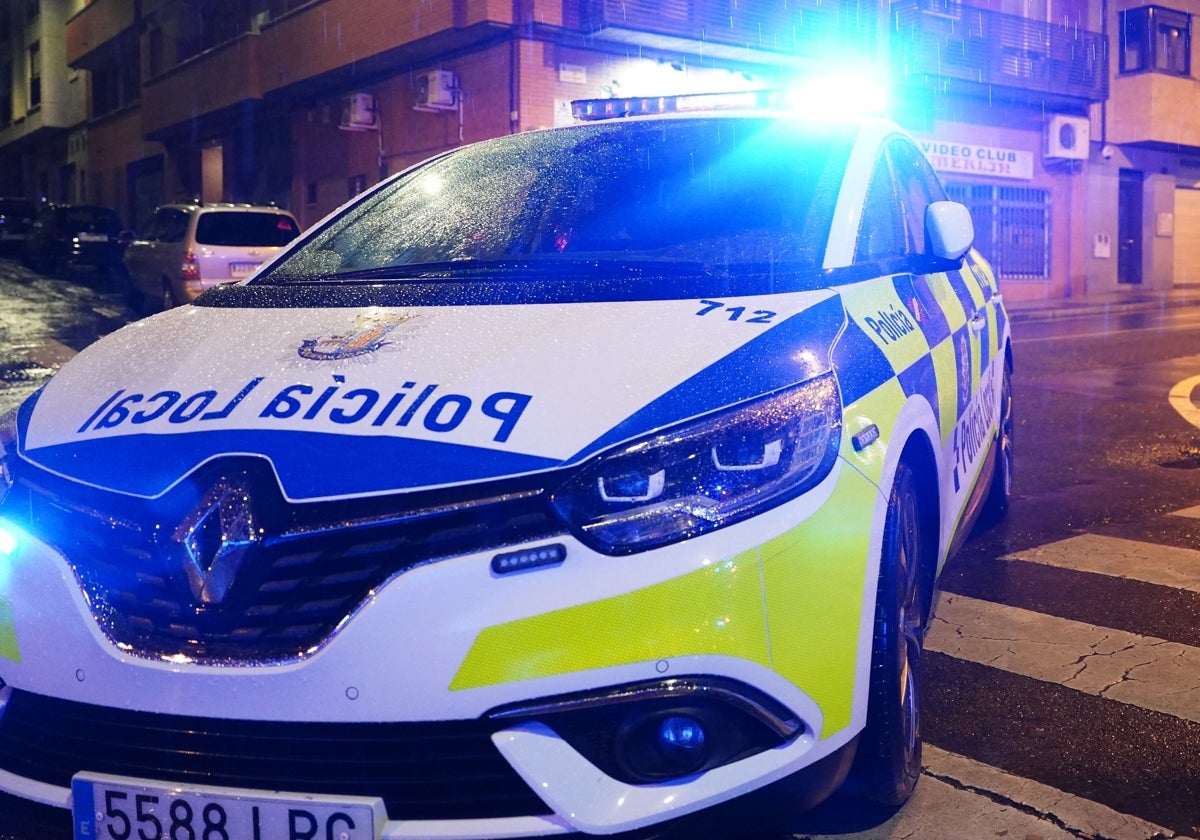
[980,360,1014,524]
[848,460,926,807]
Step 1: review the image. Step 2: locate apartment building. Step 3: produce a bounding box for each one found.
[2,0,1198,302]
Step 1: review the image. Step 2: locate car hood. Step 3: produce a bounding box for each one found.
[18,293,844,501]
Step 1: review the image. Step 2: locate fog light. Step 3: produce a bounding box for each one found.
[488,676,804,785]
[658,714,707,760]
[617,710,714,780]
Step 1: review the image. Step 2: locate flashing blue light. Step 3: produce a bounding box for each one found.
[658,714,707,756]
[784,74,890,119]
[0,523,16,558]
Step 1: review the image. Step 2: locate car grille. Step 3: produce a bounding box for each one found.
[0,689,552,822]
[6,458,563,663]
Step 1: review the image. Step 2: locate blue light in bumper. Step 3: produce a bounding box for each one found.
[658,715,708,759]
[492,543,567,575]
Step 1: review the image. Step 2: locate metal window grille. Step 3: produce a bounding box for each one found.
[945,183,1051,281]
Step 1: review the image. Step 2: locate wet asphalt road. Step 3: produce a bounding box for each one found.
[0,259,1198,839]
[0,256,136,415]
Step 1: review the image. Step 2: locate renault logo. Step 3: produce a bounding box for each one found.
[172,481,260,604]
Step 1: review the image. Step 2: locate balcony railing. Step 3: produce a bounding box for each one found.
[579,0,877,60]
[892,0,1108,104]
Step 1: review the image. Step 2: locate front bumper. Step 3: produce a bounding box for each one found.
[0,460,883,837]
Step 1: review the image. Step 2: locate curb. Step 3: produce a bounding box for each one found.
[1006,294,1198,324]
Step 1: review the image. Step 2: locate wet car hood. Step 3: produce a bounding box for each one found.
[18,293,843,501]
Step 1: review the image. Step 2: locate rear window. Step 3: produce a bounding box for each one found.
[59,207,122,234]
[195,212,301,247]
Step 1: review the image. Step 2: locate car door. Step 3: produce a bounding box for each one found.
[885,139,1003,537]
[840,135,996,550]
[127,208,187,299]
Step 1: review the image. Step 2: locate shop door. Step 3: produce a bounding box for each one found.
[1118,169,1143,285]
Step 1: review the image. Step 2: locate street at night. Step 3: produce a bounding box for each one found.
[0,259,1197,839]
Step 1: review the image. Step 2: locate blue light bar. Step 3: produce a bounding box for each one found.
[572,90,782,121]
[572,77,889,122]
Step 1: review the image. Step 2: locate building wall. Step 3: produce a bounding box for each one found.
[29,0,1200,299]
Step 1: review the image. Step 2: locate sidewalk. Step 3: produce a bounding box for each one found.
[1004,285,1200,324]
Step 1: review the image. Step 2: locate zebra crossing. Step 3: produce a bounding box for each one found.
[794,530,1200,840]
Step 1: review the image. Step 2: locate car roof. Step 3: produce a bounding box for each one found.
[157,202,294,214]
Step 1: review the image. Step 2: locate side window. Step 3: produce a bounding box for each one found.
[887,141,948,257]
[855,156,906,264]
[144,211,166,241]
[159,209,188,243]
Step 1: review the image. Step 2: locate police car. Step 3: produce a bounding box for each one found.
[0,89,1012,838]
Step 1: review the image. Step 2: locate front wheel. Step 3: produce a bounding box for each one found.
[849,461,927,806]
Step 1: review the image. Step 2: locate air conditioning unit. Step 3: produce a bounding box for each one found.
[414,70,458,111]
[340,93,378,131]
[1045,114,1090,160]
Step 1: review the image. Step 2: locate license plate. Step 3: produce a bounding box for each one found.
[229,262,261,278]
[72,772,382,840]
[77,233,110,243]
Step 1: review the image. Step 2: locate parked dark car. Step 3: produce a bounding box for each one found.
[24,203,127,279]
[0,197,36,255]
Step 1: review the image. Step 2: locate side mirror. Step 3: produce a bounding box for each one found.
[925,201,974,261]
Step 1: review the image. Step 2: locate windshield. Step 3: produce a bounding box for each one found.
[257,117,853,289]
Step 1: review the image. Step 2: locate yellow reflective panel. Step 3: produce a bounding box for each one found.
[450,552,769,691]
[759,468,878,738]
[0,597,21,663]
[841,377,905,485]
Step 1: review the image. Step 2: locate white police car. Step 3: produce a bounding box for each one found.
[0,90,1012,838]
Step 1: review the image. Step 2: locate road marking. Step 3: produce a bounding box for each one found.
[1170,373,1200,430]
[919,746,1184,840]
[1171,504,1200,519]
[1000,533,1200,593]
[927,592,1200,725]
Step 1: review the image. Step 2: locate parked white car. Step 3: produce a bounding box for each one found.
[121,203,301,309]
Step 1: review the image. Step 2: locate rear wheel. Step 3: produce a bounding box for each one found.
[850,461,926,806]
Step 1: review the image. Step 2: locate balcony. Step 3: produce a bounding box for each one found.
[891,0,1108,108]
[577,0,878,66]
[259,0,512,98]
[1108,72,1200,149]
[66,0,137,68]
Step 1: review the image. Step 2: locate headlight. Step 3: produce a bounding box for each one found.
[551,374,841,554]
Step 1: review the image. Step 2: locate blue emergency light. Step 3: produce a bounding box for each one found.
[0,522,16,558]
[571,75,888,122]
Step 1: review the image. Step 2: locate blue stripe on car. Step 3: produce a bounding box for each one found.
[568,294,846,462]
[21,431,560,499]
